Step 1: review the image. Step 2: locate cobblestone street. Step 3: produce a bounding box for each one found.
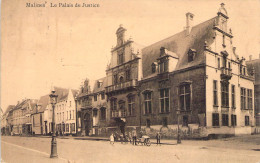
[1,135,260,163]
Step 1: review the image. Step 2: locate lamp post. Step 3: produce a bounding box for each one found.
[75,96,78,136]
[49,90,58,158]
[176,109,181,144]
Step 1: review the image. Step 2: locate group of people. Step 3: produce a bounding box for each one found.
[109,131,161,146]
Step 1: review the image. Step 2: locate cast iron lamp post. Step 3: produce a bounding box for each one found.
[50,90,58,158]
[176,109,181,144]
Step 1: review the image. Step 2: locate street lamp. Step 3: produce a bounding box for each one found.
[49,89,58,158]
[176,109,181,144]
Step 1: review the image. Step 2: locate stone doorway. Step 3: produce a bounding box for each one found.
[84,113,91,136]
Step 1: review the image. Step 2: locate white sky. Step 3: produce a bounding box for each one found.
[1,0,260,112]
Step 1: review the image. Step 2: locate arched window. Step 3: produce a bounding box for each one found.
[119,76,124,83]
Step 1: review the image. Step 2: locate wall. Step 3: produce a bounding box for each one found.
[139,66,206,138]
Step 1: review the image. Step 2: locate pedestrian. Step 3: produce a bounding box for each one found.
[124,133,128,144]
[110,133,114,145]
[129,132,132,143]
[156,132,161,145]
[120,133,124,144]
[133,132,137,145]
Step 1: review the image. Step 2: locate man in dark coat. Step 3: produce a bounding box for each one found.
[156,132,161,145]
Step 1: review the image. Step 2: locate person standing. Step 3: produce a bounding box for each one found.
[133,132,137,145]
[156,132,161,145]
[128,132,132,144]
[110,133,115,145]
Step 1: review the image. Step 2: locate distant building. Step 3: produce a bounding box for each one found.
[43,87,77,135]
[1,105,15,135]
[246,55,260,127]
[31,95,49,135]
[76,78,93,136]
[91,77,108,136]
[11,99,38,135]
[55,88,77,136]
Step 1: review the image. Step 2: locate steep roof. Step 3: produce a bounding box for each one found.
[54,87,69,101]
[3,105,15,116]
[54,87,77,102]
[142,17,217,78]
[92,77,107,94]
[29,100,38,114]
[36,94,50,113]
[12,99,29,111]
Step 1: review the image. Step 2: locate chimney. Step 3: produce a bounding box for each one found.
[249,55,252,61]
[160,47,166,56]
[233,47,237,55]
[186,12,194,35]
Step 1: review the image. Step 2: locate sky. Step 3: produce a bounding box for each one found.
[1,0,260,112]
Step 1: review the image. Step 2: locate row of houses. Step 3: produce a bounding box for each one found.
[1,4,260,138]
[1,88,78,136]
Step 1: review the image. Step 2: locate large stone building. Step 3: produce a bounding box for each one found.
[89,3,255,138]
[105,24,144,136]
[139,3,255,138]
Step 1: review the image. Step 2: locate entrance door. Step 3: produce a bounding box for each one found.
[84,113,91,136]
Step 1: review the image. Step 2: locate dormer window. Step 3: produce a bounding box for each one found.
[151,62,157,73]
[158,59,168,73]
[188,49,196,62]
[97,81,102,88]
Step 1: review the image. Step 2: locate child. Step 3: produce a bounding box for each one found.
[110,133,114,144]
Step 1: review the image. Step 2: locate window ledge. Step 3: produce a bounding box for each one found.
[221,106,229,108]
[213,105,219,107]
